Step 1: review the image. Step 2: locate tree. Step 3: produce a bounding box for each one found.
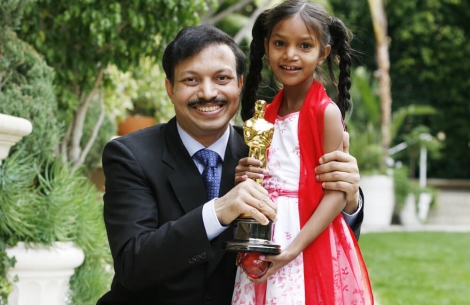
[332,0,470,179]
[367,0,391,171]
[1,1,114,302]
[18,0,208,172]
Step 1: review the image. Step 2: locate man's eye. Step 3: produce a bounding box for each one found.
[217,76,231,83]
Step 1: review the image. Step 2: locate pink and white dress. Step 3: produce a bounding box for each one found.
[232,112,306,305]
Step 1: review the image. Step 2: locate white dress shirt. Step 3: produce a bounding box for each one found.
[177,123,229,240]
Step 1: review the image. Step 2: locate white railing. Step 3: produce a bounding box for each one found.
[388,133,432,188]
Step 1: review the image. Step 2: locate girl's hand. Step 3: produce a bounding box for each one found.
[234,157,268,185]
[245,249,298,284]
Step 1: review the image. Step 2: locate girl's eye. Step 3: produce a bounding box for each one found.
[274,41,285,47]
[300,43,312,49]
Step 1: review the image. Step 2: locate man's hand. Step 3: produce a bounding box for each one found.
[315,131,360,214]
[214,179,276,226]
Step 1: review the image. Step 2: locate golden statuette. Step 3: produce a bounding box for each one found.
[243,100,274,185]
[222,100,280,255]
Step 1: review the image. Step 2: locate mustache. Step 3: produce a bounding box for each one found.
[187,97,228,108]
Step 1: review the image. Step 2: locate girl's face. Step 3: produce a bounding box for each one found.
[265,15,330,91]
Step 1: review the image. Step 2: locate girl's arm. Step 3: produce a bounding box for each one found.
[249,104,345,283]
[285,103,345,257]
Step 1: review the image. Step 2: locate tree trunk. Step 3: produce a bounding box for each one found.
[59,67,104,171]
[368,0,392,168]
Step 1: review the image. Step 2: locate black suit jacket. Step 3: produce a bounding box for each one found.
[97,117,364,305]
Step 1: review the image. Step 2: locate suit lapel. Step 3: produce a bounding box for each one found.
[162,120,248,275]
[219,125,248,197]
[163,118,208,213]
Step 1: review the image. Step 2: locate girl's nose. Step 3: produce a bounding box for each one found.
[284,46,298,60]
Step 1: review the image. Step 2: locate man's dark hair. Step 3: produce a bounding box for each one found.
[162,24,246,85]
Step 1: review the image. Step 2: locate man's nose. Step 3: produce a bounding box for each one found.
[198,80,218,100]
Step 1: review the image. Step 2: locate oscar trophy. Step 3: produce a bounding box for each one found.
[222,100,281,259]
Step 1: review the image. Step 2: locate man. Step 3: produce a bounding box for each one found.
[97,24,363,305]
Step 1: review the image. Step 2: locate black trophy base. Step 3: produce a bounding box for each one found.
[222,239,281,255]
[222,217,281,255]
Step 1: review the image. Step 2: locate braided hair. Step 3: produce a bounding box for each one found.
[327,17,353,118]
[241,0,353,120]
[240,11,269,121]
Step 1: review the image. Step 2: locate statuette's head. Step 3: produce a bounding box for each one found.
[254,100,267,117]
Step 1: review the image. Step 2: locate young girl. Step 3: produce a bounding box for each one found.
[232,1,373,304]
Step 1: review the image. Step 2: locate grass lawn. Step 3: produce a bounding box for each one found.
[359,231,470,305]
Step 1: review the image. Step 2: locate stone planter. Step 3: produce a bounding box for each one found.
[399,194,421,226]
[361,175,395,227]
[399,192,433,225]
[0,113,33,164]
[5,242,85,305]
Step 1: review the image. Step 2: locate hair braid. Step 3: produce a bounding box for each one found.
[328,17,352,119]
[241,11,269,121]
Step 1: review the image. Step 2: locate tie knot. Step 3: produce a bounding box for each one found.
[194,149,220,168]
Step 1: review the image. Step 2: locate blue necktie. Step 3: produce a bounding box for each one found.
[193,149,221,200]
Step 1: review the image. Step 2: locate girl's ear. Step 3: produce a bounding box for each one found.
[319,45,332,65]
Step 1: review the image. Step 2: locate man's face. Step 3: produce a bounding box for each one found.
[165,44,243,147]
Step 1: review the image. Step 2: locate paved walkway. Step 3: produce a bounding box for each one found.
[427,189,470,225]
[362,224,470,234]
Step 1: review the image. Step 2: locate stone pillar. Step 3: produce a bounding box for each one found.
[0,113,33,164]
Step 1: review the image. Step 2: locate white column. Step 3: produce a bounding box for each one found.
[419,146,427,188]
[0,113,33,164]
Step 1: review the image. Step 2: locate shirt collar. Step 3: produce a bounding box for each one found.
[176,122,229,161]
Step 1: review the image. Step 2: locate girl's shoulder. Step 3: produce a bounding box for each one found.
[324,103,343,124]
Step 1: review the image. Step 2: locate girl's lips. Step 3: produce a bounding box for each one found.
[280,65,301,71]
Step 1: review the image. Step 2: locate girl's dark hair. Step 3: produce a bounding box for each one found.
[241,0,353,120]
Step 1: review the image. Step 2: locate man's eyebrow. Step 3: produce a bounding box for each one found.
[214,68,236,75]
[178,68,235,77]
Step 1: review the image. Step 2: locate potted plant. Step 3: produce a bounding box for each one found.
[348,67,395,227]
[0,2,111,304]
[111,57,174,136]
[349,67,439,227]
[392,125,442,225]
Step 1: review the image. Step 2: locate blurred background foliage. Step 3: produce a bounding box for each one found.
[330,0,470,179]
[1,0,470,303]
[17,0,211,172]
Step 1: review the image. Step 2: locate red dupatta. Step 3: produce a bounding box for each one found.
[264,81,373,304]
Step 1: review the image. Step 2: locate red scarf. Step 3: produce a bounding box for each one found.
[263,81,373,304]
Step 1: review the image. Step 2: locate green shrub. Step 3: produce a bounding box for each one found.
[1,3,111,303]
[393,165,411,213]
[0,30,62,162]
